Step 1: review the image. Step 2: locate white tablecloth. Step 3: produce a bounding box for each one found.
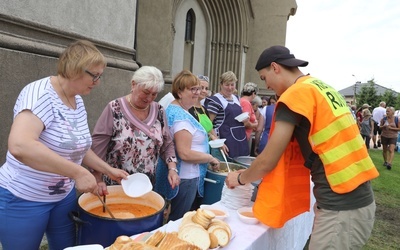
[157,185,316,250]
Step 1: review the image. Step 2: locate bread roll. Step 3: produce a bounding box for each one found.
[209,232,219,249]
[121,241,159,250]
[191,208,215,229]
[209,219,232,238]
[157,232,201,250]
[109,235,133,250]
[178,224,210,250]
[145,230,166,246]
[210,227,229,247]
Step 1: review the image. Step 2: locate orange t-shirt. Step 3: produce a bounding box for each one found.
[240,97,256,140]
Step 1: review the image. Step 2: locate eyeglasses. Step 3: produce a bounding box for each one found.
[85,70,102,82]
[197,75,209,82]
[189,86,202,94]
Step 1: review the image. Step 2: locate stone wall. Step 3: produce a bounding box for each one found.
[0,0,139,163]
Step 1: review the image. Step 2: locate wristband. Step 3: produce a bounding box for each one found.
[168,168,178,173]
[237,173,245,185]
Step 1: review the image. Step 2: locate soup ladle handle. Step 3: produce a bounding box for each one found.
[220,148,231,172]
[102,195,106,213]
[96,192,115,219]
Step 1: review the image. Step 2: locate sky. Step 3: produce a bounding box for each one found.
[286,0,400,93]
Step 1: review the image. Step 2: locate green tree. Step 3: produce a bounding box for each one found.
[396,94,400,110]
[357,79,377,107]
[381,89,397,108]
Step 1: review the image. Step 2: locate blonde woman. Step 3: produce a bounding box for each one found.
[0,40,128,249]
[380,107,399,170]
[204,71,249,160]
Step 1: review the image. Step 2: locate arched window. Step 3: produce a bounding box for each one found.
[185,9,195,42]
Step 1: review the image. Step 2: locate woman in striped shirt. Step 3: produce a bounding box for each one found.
[0,40,128,250]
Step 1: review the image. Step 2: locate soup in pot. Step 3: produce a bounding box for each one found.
[88,203,157,219]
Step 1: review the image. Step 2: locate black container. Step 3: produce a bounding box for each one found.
[70,185,166,248]
[202,162,247,205]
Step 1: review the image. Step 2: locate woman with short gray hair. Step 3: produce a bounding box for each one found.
[240,82,260,141]
[91,66,179,195]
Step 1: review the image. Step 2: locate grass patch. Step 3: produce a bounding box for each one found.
[363,149,400,249]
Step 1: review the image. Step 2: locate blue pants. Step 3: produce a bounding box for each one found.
[0,187,77,250]
[168,178,199,221]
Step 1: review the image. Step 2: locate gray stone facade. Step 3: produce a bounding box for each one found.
[0,0,297,164]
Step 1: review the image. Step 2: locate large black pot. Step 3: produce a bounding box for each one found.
[202,162,247,205]
[70,185,166,248]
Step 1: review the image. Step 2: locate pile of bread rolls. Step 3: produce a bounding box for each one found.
[178,208,232,249]
[108,208,231,250]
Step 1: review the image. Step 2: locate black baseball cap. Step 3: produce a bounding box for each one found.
[255,45,308,70]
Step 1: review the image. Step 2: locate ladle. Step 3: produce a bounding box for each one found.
[96,192,115,219]
[220,149,231,172]
[102,195,106,213]
[208,139,231,172]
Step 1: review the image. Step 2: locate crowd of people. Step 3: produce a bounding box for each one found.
[1,39,397,250]
[351,101,400,170]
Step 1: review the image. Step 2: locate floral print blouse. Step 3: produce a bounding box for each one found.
[91,97,176,185]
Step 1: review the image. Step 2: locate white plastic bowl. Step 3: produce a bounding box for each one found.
[121,173,152,198]
[209,138,226,148]
[64,244,103,250]
[234,112,249,122]
[200,205,229,220]
[237,206,259,224]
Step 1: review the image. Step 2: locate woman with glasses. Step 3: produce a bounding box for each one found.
[155,70,220,221]
[188,75,227,151]
[204,71,250,160]
[91,66,179,196]
[0,40,129,250]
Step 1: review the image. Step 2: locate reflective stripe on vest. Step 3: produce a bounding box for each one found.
[280,76,379,193]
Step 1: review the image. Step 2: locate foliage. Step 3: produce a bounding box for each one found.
[396,94,400,110]
[356,78,399,109]
[381,90,397,108]
[357,80,378,107]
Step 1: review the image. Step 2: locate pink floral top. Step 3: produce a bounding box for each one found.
[91,97,176,185]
